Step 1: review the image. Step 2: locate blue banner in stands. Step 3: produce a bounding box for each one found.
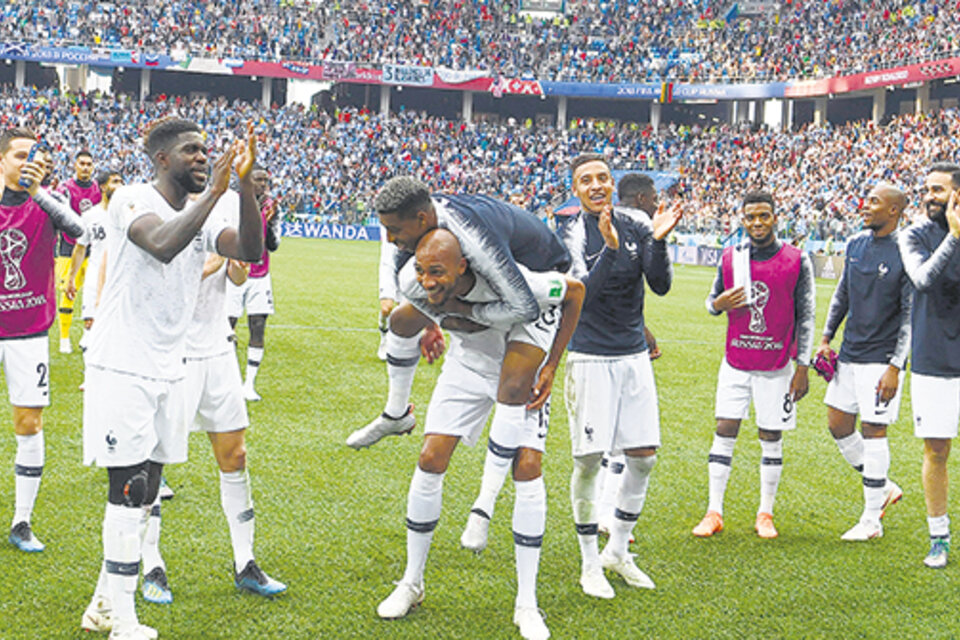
[281,222,380,241]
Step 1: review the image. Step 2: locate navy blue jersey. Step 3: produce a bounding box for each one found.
[823,230,912,367]
[431,194,571,327]
[898,218,960,377]
[559,207,671,356]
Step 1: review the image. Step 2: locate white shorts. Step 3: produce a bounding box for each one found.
[715,359,796,431]
[564,351,660,457]
[227,274,274,317]
[508,305,560,354]
[183,352,249,433]
[912,373,960,439]
[83,366,189,467]
[0,334,49,407]
[824,361,903,425]
[424,359,549,453]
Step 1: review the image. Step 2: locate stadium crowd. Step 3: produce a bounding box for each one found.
[1,1,958,83]
[2,85,958,243]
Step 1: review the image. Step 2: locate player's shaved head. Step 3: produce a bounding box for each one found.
[416,228,462,264]
[414,228,469,307]
[873,183,907,214]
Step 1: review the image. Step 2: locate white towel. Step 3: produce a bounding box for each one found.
[732,241,753,305]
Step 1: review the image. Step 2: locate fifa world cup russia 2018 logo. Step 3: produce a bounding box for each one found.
[749,281,770,334]
[0,228,28,291]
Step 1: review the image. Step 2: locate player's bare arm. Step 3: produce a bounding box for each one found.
[528,277,585,411]
[875,365,900,404]
[227,259,249,286]
[64,241,87,300]
[129,147,235,264]
[790,365,809,402]
[216,124,264,262]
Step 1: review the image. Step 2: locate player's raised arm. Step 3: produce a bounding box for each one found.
[24,160,84,237]
[215,124,264,262]
[129,138,235,264]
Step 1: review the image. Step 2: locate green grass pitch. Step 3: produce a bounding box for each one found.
[1,238,957,639]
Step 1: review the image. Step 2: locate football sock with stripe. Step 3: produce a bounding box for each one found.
[571,454,602,567]
[401,466,444,587]
[103,503,143,627]
[608,454,655,557]
[597,455,625,527]
[759,439,783,515]
[221,469,256,573]
[245,346,264,387]
[862,437,889,522]
[834,431,864,473]
[513,477,545,610]
[707,434,735,515]
[471,403,524,520]
[13,432,43,526]
[384,331,420,418]
[140,497,165,574]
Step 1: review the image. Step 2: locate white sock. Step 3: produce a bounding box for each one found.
[140,497,165,574]
[608,455,656,557]
[384,331,420,417]
[707,434,735,515]
[221,469,255,573]
[401,467,444,587]
[13,432,44,526]
[378,311,389,332]
[103,503,143,627]
[862,437,889,523]
[471,403,524,519]
[91,561,110,607]
[597,455,625,527]
[570,454,603,568]
[245,346,264,386]
[928,514,950,539]
[513,477,545,610]
[759,439,783,515]
[834,431,864,473]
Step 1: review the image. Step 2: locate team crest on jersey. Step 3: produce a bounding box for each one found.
[877,263,889,279]
[624,240,639,260]
[0,228,28,290]
[105,430,118,453]
[748,281,770,334]
[79,198,93,213]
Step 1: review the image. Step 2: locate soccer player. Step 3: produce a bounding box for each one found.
[557,154,680,599]
[56,150,100,353]
[347,176,570,450]
[898,162,960,569]
[693,190,815,540]
[0,128,84,553]
[816,183,910,541]
[80,119,262,640]
[139,246,286,605]
[375,228,583,640]
[228,165,280,401]
[377,224,399,361]
[65,169,124,342]
[593,172,664,538]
